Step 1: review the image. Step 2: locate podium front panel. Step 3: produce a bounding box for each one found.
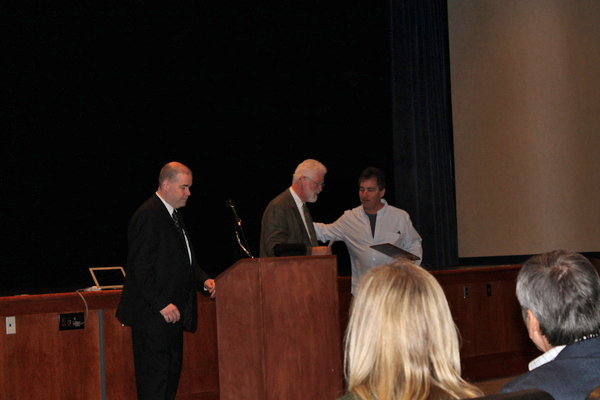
[215,255,343,400]
[215,258,266,399]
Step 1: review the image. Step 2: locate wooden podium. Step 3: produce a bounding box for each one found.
[215,255,344,400]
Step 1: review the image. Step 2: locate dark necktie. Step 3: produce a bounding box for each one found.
[172,209,185,238]
[302,203,318,246]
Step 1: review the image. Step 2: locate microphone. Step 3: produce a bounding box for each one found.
[226,199,242,226]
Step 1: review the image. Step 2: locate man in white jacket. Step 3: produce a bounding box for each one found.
[314,167,422,295]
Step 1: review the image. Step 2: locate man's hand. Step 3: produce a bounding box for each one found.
[204,279,216,299]
[160,303,181,323]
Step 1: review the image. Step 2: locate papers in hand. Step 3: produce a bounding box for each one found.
[370,243,421,261]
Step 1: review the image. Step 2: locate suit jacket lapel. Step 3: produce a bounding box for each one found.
[154,194,192,265]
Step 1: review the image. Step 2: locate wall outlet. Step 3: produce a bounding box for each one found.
[6,316,16,334]
[59,313,85,330]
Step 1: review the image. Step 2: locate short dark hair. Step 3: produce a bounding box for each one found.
[516,250,600,346]
[158,161,192,188]
[359,167,386,190]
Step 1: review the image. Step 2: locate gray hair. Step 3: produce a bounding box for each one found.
[292,159,327,184]
[516,250,600,346]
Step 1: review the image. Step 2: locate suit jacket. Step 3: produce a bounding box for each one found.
[500,336,600,400]
[116,194,210,333]
[259,188,316,258]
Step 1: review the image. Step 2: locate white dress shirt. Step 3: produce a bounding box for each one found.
[528,345,566,371]
[314,199,422,294]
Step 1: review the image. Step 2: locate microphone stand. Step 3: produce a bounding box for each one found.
[234,225,254,258]
[226,200,254,258]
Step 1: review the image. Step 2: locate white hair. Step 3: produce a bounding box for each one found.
[292,159,327,184]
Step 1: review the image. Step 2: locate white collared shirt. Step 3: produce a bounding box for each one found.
[314,199,422,294]
[156,192,192,264]
[528,345,566,371]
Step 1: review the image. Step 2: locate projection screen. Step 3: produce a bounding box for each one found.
[448,0,600,258]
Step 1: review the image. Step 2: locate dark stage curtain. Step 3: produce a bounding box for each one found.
[389,0,458,269]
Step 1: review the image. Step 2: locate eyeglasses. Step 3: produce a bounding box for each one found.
[304,176,325,188]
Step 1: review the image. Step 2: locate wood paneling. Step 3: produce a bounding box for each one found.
[432,266,538,381]
[1,263,550,398]
[103,309,137,400]
[0,291,219,400]
[179,299,220,397]
[0,312,102,399]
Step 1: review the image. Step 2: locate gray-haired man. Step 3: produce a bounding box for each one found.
[501,250,600,399]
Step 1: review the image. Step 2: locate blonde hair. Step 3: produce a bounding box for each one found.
[344,260,482,400]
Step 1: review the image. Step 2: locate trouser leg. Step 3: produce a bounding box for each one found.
[131,324,184,400]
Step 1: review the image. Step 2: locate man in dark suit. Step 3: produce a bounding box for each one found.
[500,250,600,400]
[260,159,331,258]
[116,161,215,400]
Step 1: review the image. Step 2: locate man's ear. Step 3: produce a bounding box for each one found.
[526,309,540,339]
[526,309,553,352]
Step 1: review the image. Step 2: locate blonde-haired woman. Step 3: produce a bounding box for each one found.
[338,260,482,400]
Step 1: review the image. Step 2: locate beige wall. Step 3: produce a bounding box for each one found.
[448,0,600,257]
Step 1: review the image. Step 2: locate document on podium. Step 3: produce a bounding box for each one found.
[370,243,421,261]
